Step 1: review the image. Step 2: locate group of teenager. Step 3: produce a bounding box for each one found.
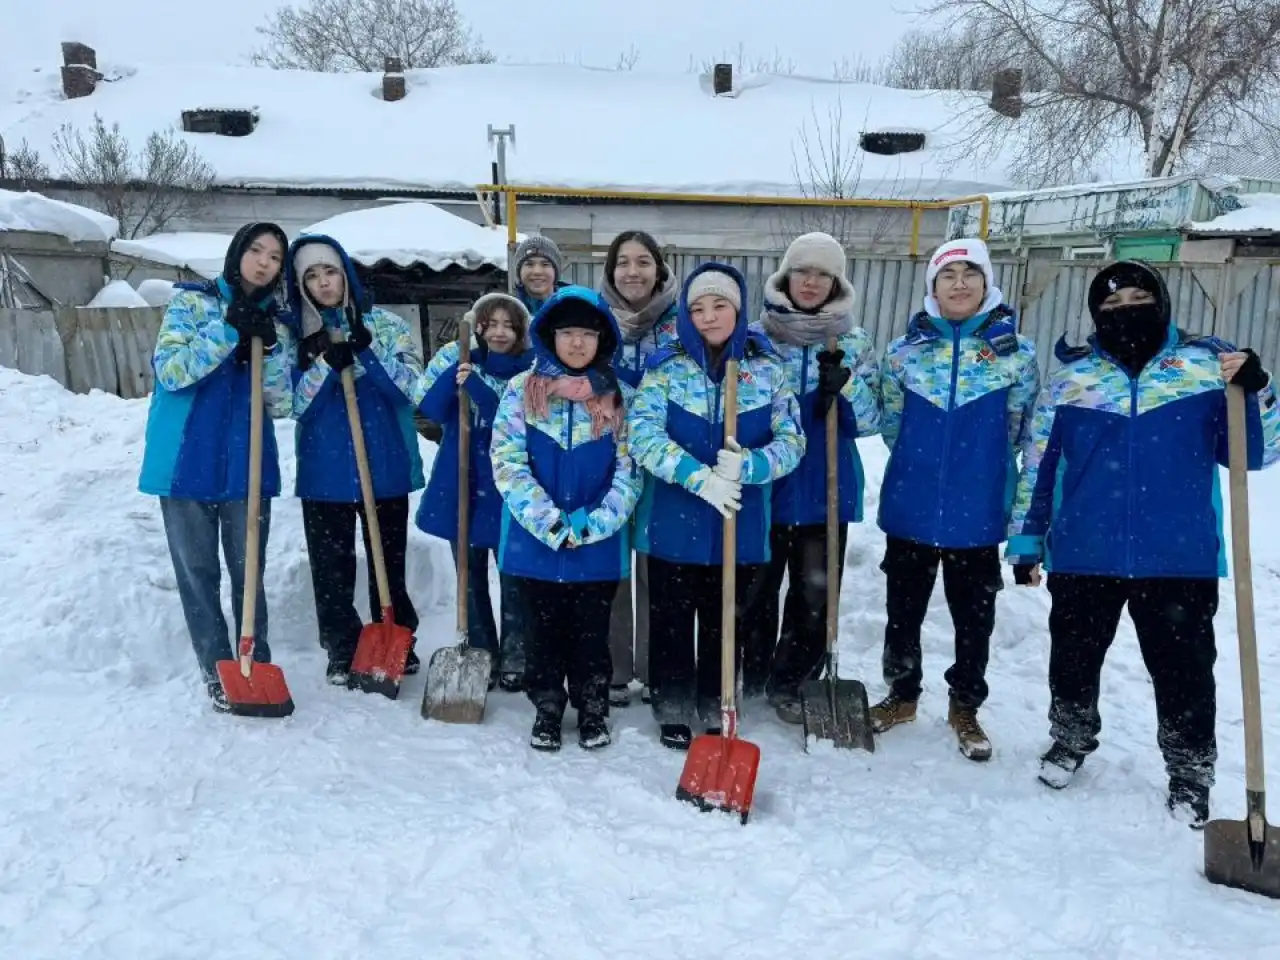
[139,219,1280,827]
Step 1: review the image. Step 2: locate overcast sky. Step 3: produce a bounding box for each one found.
[5,0,923,75]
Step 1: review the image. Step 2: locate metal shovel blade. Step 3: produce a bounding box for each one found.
[676,733,761,824]
[348,614,414,700]
[215,651,294,719]
[799,676,874,752]
[1205,809,1280,899]
[421,641,491,724]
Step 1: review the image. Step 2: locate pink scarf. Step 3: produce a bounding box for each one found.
[524,374,623,440]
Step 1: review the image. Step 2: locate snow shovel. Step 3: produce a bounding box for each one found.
[215,335,295,718]
[677,360,761,824]
[1204,383,1280,898]
[800,338,874,752]
[422,316,492,723]
[341,330,415,700]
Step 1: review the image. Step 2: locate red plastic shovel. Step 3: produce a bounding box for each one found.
[676,360,761,823]
[215,335,295,718]
[340,328,415,699]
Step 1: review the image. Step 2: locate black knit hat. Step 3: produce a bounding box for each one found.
[224,222,288,294]
[1087,260,1170,324]
[536,295,618,364]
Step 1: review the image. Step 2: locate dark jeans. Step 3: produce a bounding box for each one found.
[301,497,418,663]
[450,543,528,675]
[647,557,764,728]
[607,553,650,685]
[518,577,616,721]
[160,497,271,681]
[744,523,849,697]
[880,536,1001,708]
[1047,573,1219,787]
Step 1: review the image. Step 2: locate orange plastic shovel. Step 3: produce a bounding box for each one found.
[215,335,295,717]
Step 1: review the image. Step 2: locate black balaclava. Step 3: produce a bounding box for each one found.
[1087,260,1170,376]
[223,222,288,300]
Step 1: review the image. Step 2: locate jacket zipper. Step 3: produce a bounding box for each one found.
[1126,375,1138,576]
[799,346,810,519]
[561,401,575,581]
[936,327,962,539]
[708,371,722,566]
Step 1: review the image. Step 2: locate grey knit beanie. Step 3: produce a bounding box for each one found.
[513,235,563,279]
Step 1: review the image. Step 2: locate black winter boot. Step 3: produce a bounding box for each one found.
[1038,742,1085,790]
[578,714,612,750]
[1167,778,1210,829]
[530,708,562,752]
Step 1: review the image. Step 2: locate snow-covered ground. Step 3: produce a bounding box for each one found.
[1,366,1278,958]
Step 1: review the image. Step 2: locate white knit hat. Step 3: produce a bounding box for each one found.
[781,232,847,278]
[686,269,741,313]
[924,238,1001,317]
[293,240,348,337]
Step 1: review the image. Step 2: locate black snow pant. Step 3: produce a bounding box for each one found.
[1047,573,1219,787]
[743,523,849,698]
[880,536,1001,708]
[301,497,418,663]
[518,577,616,722]
[648,557,764,728]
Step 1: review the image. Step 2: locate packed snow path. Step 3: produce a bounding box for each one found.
[1,367,1277,959]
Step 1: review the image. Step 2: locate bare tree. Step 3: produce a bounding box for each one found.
[883,25,1050,91]
[832,55,890,84]
[925,0,1280,186]
[253,0,493,72]
[614,43,641,71]
[690,43,798,76]
[1,138,50,186]
[51,115,215,239]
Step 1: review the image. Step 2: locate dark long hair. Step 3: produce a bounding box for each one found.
[603,230,669,291]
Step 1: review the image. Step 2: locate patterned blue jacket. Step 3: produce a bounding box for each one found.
[414,338,533,549]
[284,236,424,503]
[1007,329,1280,578]
[138,277,293,501]
[629,263,805,566]
[879,303,1040,548]
[490,287,642,583]
[613,303,679,388]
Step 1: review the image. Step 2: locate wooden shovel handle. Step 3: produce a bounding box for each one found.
[1226,383,1266,795]
[825,337,839,665]
[240,336,265,675]
[457,317,472,643]
[721,360,739,730]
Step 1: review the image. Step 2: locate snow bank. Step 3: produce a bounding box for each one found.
[1,367,1278,958]
[86,279,150,308]
[302,202,517,271]
[1189,191,1280,234]
[0,188,118,242]
[111,231,232,279]
[135,278,177,307]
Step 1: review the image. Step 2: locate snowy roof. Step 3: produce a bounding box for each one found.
[0,61,1095,199]
[1187,191,1280,236]
[110,231,232,278]
[0,188,118,242]
[301,202,517,271]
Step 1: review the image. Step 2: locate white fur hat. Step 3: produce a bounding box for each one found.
[686,269,742,313]
[292,241,348,337]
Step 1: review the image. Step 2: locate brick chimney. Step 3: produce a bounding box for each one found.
[61,42,100,100]
[990,67,1024,119]
[712,63,733,96]
[383,57,406,102]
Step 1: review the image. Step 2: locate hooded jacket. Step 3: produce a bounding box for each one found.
[284,235,424,503]
[878,283,1040,548]
[490,286,642,583]
[758,272,881,526]
[138,223,294,501]
[629,262,805,566]
[1008,262,1280,579]
[414,294,534,549]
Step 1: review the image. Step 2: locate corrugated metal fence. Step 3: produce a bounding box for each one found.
[0,307,164,397]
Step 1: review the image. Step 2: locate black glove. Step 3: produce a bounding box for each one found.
[347,308,373,353]
[816,349,851,415]
[296,331,327,373]
[1231,348,1269,394]
[1013,563,1038,585]
[225,297,278,363]
[324,341,355,373]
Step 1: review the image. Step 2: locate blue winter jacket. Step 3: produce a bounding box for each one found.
[284,236,425,503]
[491,287,642,583]
[516,280,569,317]
[629,263,806,566]
[138,277,294,501]
[878,302,1040,548]
[1007,329,1280,579]
[414,338,533,549]
[612,301,680,388]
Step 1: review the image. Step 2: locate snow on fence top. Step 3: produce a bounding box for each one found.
[2,61,1059,199]
[1188,192,1280,236]
[110,232,233,279]
[0,188,118,243]
[301,202,517,271]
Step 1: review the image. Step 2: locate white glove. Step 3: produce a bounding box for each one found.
[713,437,745,482]
[690,467,742,518]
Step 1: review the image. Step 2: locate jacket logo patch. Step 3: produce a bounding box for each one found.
[975,345,996,364]
[934,248,968,266]
[1159,356,1184,370]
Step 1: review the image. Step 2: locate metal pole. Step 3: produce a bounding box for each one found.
[487,125,517,292]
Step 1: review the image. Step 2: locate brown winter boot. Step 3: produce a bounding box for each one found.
[948,696,992,762]
[869,692,917,734]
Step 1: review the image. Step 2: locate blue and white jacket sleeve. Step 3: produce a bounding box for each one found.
[1216,377,1280,471]
[740,368,806,485]
[263,320,294,418]
[1007,339,1041,450]
[628,364,713,493]
[1005,383,1062,564]
[152,292,238,392]
[412,340,461,423]
[359,307,423,407]
[839,328,881,439]
[879,343,906,450]
[490,376,570,550]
